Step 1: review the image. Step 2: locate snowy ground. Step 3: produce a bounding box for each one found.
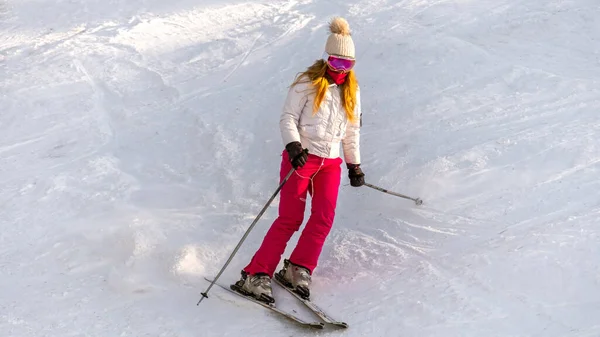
[2,0,600,336]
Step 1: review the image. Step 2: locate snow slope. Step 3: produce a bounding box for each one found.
[2,0,600,336]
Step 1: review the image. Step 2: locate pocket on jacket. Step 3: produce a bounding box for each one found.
[299,124,323,140]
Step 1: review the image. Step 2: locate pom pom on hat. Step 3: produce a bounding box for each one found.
[325,17,355,59]
[329,17,351,35]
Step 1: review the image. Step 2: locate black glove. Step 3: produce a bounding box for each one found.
[285,141,308,169]
[347,163,365,187]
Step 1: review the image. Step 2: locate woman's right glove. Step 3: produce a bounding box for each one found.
[285,141,308,169]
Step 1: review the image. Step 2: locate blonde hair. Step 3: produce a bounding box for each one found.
[290,59,358,123]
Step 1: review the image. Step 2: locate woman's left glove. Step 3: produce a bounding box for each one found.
[347,164,365,187]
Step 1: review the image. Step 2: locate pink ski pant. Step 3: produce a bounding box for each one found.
[243,150,342,276]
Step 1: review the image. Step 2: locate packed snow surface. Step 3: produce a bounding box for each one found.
[2,0,600,336]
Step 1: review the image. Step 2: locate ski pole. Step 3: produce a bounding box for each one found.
[198,149,307,305]
[198,167,294,304]
[364,182,423,205]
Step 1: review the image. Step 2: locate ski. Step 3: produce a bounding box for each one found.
[203,277,324,329]
[274,274,349,329]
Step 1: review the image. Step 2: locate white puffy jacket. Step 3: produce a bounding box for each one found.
[279,80,362,164]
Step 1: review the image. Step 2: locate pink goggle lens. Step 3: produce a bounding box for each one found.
[327,56,355,71]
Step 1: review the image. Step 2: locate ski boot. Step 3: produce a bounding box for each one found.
[276,259,311,300]
[231,271,275,304]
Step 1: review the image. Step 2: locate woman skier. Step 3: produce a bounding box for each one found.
[233,16,365,304]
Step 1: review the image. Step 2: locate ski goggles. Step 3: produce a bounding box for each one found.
[327,55,355,72]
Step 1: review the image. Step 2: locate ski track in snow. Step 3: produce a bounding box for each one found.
[2,0,600,336]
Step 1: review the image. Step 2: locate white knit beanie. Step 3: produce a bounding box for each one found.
[324,17,355,59]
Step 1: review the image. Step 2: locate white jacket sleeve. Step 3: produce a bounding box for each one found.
[279,83,308,146]
[342,89,361,164]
